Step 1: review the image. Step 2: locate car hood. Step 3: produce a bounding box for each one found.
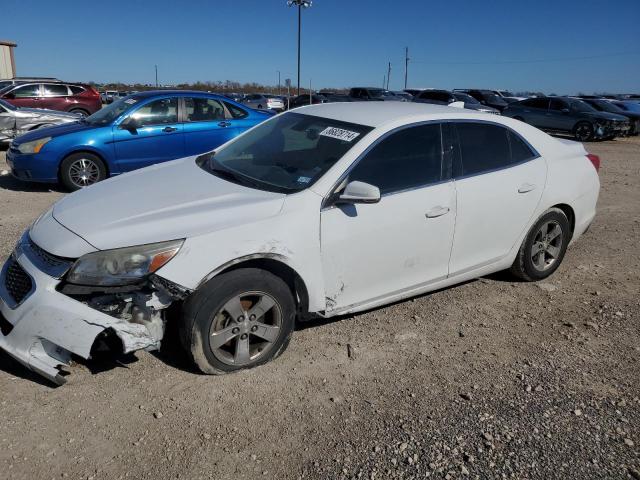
[51,156,286,250]
[15,107,80,120]
[12,120,96,144]
[583,111,628,122]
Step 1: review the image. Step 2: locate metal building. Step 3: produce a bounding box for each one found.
[0,40,17,79]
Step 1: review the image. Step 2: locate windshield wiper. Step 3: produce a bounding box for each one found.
[208,162,263,190]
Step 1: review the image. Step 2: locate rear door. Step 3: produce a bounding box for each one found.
[182,96,240,156]
[448,122,545,275]
[519,98,550,127]
[41,83,71,111]
[547,98,573,131]
[112,96,184,172]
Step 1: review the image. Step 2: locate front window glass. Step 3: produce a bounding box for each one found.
[85,97,139,125]
[454,93,480,104]
[129,97,178,126]
[199,112,373,193]
[185,97,225,122]
[570,99,596,112]
[11,84,40,98]
[348,124,443,195]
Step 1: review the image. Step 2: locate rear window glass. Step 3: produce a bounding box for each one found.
[69,85,85,95]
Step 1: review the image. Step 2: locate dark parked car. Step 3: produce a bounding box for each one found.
[413,89,499,114]
[503,97,630,141]
[453,89,510,112]
[0,82,102,116]
[578,98,640,136]
[289,94,328,109]
[348,87,403,101]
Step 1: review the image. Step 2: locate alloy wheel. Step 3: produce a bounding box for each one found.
[531,220,563,272]
[68,158,100,187]
[208,291,282,366]
[575,124,592,141]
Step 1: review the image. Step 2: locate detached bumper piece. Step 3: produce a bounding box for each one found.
[0,233,185,385]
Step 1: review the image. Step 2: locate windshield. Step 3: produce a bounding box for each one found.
[453,93,480,104]
[0,98,17,111]
[617,101,640,113]
[84,97,140,125]
[571,99,597,113]
[592,99,624,114]
[367,89,386,98]
[485,93,507,104]
[199,112,373,193]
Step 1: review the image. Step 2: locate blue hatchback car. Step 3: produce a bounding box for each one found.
[6,90,273,190]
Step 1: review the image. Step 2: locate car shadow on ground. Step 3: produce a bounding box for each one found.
[0,173,64,193]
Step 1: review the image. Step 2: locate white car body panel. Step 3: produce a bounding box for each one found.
[0,102,600,384]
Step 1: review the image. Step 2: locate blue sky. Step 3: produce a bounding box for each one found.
[4,0,640,94]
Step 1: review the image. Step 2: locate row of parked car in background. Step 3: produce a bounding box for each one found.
[1,75,638,191]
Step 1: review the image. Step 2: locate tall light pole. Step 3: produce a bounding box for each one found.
[287,0,312,96]
[155,65,158,88]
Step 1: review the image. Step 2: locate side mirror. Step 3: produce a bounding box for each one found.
[336,181,381,204]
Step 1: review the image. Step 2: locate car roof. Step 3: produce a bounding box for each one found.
[293,102,477,127]
[132,90,226,99]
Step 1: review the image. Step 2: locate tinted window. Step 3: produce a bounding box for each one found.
[455,123,511,176]
[549,99,568,111]
[129,97,178,126]
[419,91,450,102]
[224,101,248,119]
[69,85,85,95]
[508,130,536,163]
[348,124,442,195]
[184,97,225,122]
[42,84,69,97]
[521,98,549,109]
[11,84,40,98]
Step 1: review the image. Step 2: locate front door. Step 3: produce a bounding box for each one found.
[321,123,456,312]
[112,97,184,172]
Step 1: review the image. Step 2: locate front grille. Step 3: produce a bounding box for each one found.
[4,258,33,305]
[28,237,68,269]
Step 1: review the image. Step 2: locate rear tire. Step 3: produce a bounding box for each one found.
[510,208,570,282]
[69,108,90,117]
[59,152,107,191]
[180,268,295,375]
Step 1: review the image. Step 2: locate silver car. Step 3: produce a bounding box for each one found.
[0,98,80,143]
[241,93,285,111]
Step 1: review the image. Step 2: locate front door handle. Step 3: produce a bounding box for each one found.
[218,121,231,127]
[425,206,450,218]
[518,183,536,193]
[162,126,178,133]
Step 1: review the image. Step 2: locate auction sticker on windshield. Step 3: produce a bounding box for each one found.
[319,126,361,142]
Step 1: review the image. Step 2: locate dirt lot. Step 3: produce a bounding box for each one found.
[0,138,638,480]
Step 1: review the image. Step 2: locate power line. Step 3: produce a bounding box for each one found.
[409,51,640,66]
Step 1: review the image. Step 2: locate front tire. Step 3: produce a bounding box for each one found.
[573,122,594,141]
[180,268,296,375]
[510,208,570,281]
[60,152,107,191]
[69,108,90,117]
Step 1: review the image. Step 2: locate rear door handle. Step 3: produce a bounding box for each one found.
[425,206,450,218]
[218,121,231,127]
[518,183,536,193]
[162,126,178,133]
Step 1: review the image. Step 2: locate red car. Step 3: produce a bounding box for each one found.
[0,81,101,116]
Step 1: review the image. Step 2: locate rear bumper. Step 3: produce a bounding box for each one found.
[0,233,161,385]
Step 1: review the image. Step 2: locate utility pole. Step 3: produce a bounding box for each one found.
[277,70,281,95]
[382,75,386,89]
[287,1,312,96]
[386,62,391,90]
[404,47,409,89]
[154,65,158,88]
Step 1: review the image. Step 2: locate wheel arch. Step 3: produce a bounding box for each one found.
[550,203,575,239]
[199,254,310,317]
[57,149,110,179]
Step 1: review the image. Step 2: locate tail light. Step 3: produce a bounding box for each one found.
[85,85,100,97]
[586,153,600,172]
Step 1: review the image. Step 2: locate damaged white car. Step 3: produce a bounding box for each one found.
[0,98,80,144]
[0,102,600,385]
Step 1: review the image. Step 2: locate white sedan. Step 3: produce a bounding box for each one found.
[0,102,600,384]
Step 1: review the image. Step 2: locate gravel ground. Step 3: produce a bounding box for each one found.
[0,137,638,480]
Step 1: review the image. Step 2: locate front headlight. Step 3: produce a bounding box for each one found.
[18,136,52,154]
[66,239,184,286]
